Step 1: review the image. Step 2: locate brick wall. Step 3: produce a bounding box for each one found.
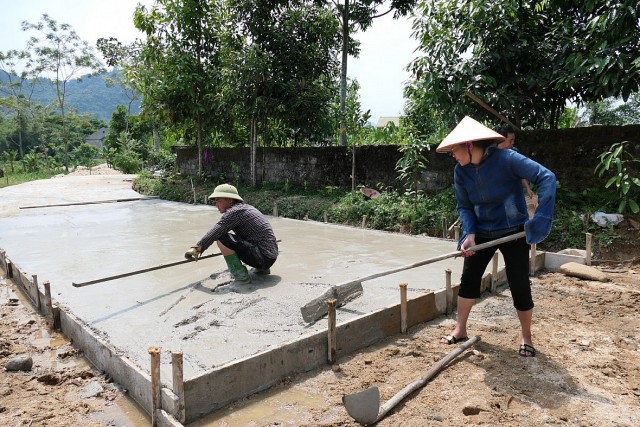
[174,124,640,193]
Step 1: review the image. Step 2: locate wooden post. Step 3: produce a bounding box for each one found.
[32,274,41,314]
[491,253,498,293]
[171,352,185,424]
[454,225,460,241]
[361,215,367,228]
[43,280,54,327]
[6,260,12,278]
[530,244,537,276]
[149,347,161,427]
[441,217,447,239]
[273,204,278,217]
[399,283,408,334]
[323,212,328,223]
[585,233,592,266]
[445,269,452,315]
[327,299,337,364]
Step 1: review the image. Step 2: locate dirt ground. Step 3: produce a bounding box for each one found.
[1,166,639,426]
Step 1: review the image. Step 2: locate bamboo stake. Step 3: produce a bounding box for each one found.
[172,352,185,424]
[149,347,161,427]
[327,299,337,364]
[43,280,54,327]
[400,283,408,334]
[32,274,41,313]
[445,269,452,315]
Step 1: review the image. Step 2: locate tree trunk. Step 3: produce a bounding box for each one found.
[251,115,257,187]
[153,127,160,153]
[339,0,349,147]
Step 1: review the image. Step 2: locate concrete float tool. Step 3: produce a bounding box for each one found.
[72,253,223,287]
[343,335,481,425]
[73,239,282,288]
[300,231,526,323]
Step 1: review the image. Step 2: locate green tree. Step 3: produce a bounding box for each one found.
[21,14,104,172]
[408,0,640,129]
[595,141,640,214]
[318,0,416,146]
[133,0,226,175]
[73,143,101,174]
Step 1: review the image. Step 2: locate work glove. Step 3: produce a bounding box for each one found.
[184,247,201,261]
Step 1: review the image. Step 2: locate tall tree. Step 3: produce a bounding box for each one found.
[133,0,226,174]
[320,0,416,145]
[21,14,104,172]
[0,49,44,164]
[407,0,640,129]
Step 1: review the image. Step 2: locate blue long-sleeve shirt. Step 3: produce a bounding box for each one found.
[454,147,556,245]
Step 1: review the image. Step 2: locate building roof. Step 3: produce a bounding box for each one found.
[376,116,401,128]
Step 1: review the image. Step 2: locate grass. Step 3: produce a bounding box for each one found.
[0,169,58,188]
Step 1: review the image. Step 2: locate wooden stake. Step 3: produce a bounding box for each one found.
[454,225,460,241]
[445,269,452,315]
[399,283,408,334]
[585,233,592,266]
[6,260,12,278]
[43,280,54,327]
[273,204,278,217]
[491,253,498,293]
[441,217,447,239]
[327,299,337,364]
[171,352,185,424]
[361,215,367,228]
[149,347,161,427]
[32,274,41,314]
[324,212,328,223]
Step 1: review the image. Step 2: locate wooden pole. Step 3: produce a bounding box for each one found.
[491,253,498,293]
[585,233,592,266]
[32,274,41,313]
[6,260,12,278]
[441,217,447,239]
[465,92,520,130]
[361,215,367,228]
[323,212,328,223]
[149,347,161,427]
[327,299,337,364]
[445,269,452,315]
[454,225,460,242]
[171,352,185,424]
[399,283,408,334]
[43,280,54,327]
[273,204,278,217]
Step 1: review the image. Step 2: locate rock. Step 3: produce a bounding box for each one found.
[4,355,33,372]
[79,381,104,399]
[559,262,609,282]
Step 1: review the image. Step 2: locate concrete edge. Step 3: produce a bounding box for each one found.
[1,247,569,424]
[0,251,156,419]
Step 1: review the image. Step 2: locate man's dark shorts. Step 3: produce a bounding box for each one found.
[218,233,276,270]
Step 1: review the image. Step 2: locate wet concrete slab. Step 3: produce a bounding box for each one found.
[0,175,503,401]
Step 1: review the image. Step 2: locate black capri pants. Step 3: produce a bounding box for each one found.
[218,233,276,270]
[458,232,534,311]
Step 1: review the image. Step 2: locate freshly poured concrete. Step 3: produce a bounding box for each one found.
[0,175,504,399]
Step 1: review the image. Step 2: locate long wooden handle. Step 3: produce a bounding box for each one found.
[72,253,223,287]
[339,231,526,287]
[377,336,481,421]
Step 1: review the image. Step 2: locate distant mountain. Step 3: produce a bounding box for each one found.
[0,70,141,123]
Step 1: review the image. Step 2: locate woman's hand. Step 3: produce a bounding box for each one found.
[460,234,476,257]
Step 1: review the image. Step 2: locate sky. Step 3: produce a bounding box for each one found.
[0,0,419,124]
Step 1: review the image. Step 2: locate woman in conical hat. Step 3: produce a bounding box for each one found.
[437,117,557,358]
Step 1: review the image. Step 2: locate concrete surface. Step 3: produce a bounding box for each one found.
[0,174,508,421]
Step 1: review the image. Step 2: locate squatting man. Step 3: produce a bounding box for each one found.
[185,184,278,283]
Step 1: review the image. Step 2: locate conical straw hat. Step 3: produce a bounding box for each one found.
[436,116,505,153]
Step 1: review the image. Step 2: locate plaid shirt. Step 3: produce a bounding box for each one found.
[196,203,279,260]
